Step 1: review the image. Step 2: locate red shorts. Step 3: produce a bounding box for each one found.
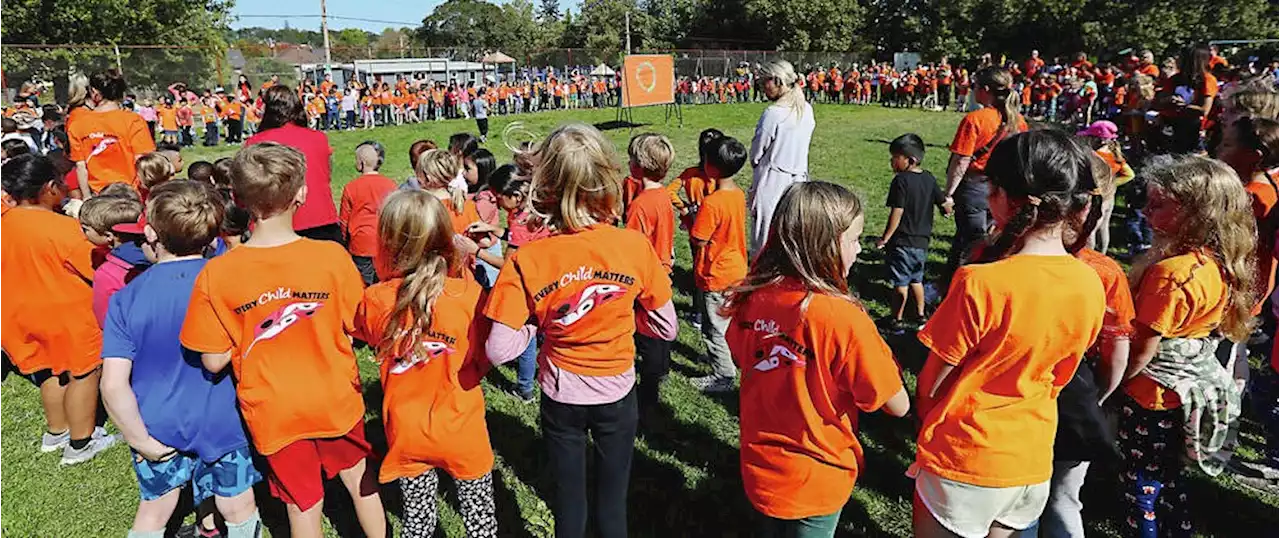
[264,423,373,510]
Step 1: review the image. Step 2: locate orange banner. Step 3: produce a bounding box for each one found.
[621,54,675,107]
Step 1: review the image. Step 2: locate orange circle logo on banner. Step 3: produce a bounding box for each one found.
[621,55,674,107]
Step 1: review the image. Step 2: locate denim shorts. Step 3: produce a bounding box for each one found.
[886,244,927,287]
[132,445,261,503]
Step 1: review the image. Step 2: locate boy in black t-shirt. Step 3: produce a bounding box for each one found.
[876,133,952,330]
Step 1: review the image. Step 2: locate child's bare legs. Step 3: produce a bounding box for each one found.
[338,458,386,538]
[912,491,961,538]
[892,286,910,321]
[910,282,927,318]
[215,489,260,538]
[131,487,184,536]
[65,369,101,440]
[285,501,325,538]
[38,375,69,434]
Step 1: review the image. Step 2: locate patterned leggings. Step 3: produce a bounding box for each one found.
[400,470,496,538]
[1118,398,1191,538]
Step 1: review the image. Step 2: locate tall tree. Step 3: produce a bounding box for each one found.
[416,0,506,50]
[539,0,562,22]
[743,0,863,51]
[3,0,232,95]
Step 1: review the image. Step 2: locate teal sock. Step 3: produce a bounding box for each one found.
[225,510,262,538]
[126,530,164,538]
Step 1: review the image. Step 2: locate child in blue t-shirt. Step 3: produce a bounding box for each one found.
[99,180,263,538]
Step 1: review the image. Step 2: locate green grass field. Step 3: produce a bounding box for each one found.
[2,103,1276,537]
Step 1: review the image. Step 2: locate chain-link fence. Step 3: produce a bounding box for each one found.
[2,44,880,105]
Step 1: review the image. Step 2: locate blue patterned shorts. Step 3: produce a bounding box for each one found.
[132,446,262,503]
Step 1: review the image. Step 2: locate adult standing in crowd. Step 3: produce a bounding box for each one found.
[66,69,156,196]
[245,84,341,242]
[748,60,815,253]
[1161,46,1218,154]
[942,66,1027,283]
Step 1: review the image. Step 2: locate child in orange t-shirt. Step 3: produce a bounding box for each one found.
[482,124,675,538]
[1,154,118,463]
[412,149,484,280]
[1117,157,1257,537]
[913,130,1105,537]
[354,190,496,537]
[179,143,387,537]
[1216,116,1279,309]
[624,133,677,414]
[339,141,397,286]
[689,136,750,393]
[725,181,909,533]
[1041,155,1138,536]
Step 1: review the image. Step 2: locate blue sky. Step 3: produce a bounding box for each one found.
[231,0,572,33]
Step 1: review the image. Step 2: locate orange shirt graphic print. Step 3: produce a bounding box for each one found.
[245,300,323,357]
[552,281,628,327]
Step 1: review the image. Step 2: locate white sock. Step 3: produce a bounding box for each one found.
[225,510,262,538]
[127,530,164,538]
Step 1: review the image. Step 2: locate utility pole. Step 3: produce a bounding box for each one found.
[320,0,333,74]
[625,12,631,55]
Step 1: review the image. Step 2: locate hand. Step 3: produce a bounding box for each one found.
[134,437,178,463]
[875,238,888,249]
[941,199,955,217]
[453,233,480,255]
[465,221,500,235]
[477,236,495,249]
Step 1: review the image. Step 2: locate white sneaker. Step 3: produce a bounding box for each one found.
[40,430,69,453]
[60,433,118,465]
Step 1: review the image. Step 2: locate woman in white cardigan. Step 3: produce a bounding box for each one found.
[748,60,815,253]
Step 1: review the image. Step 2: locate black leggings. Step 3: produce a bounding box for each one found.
[945,177,991,285]
[541,388,637,538]
[401,470,496,538]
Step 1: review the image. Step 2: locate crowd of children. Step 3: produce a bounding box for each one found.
[0,49,1277,538]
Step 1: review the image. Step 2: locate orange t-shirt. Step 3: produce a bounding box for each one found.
[484,225,672,377]
[624,187,676,272]
[67,109,157,193]
[354,277,494,483]
[677,165,718,223]
[221,101,243,121]
[1077,248,1136,353]
[157,106,179,131]
[445,198,482,241]
[728,279,904,519]
[916,255,1105,487]
[621,176,642,212]
[1124,251,1228,410]
[180,239,367,455]
[1246,177,1279,311]
[949,107,1028,174]
[690,188,748,292]
[339,174,398,257]
[0,207,101,376]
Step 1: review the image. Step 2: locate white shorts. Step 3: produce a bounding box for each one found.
[914,468,1050,538]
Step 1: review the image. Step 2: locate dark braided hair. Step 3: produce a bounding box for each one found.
[978,129,1100,263]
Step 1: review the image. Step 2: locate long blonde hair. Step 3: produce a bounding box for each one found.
[721,182,864,317]
[759,60,807,117]
[975,67,1022,137]
[376,190,458,364]
[415,149,466,213]
[1132,156,1258,342]
[529,123,622,232]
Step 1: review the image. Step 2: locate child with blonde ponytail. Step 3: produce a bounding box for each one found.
[1119,156,1258,538]
[354,190,497,538]
[411,149,484,279]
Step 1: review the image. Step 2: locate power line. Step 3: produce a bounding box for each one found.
[235,14,421,27]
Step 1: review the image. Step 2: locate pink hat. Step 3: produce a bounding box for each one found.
[1077,120,1119,140]
[112,213,147,235]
